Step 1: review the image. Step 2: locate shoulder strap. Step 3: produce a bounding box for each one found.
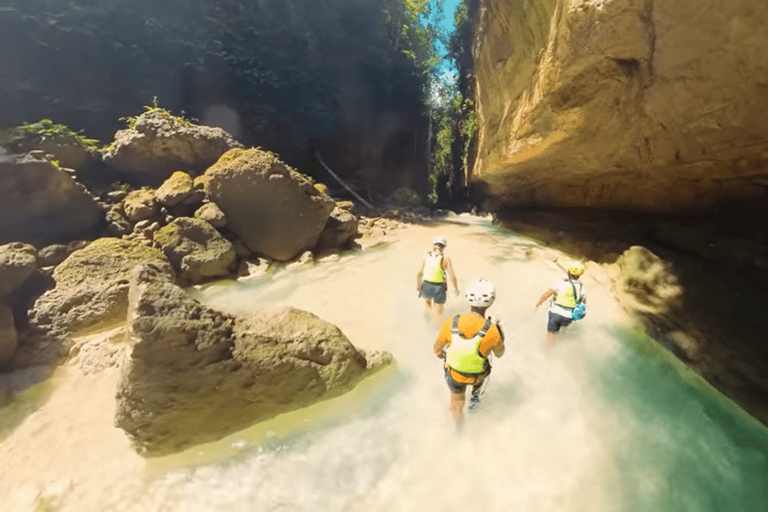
[569,279,581,303]
[451,314,461,335]
[451,315,492,339]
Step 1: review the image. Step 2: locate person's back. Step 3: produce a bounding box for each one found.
[434,278,505,426]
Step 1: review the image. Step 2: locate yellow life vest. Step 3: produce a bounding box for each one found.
[422,252,445,283]
[553,279,582,309]
[446,315,492,374]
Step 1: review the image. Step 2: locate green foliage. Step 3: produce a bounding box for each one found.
[110,181,131,193]
[17,118,100,150]
[119,97,192,129]
[388,186,423,208]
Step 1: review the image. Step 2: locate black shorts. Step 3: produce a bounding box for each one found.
[547,311,573,333]
[420,280,447,304]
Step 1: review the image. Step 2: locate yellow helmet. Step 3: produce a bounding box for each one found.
[568,261,586,276]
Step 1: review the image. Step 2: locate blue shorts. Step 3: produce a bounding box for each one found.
[420,280,447,304]
[547,311,573,333]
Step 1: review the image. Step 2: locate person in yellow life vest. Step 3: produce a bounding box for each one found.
[416,236,458,322]
[433,278,505,426]
[534,261,587,343]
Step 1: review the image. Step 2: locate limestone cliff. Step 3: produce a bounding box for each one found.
[471,0,768,212]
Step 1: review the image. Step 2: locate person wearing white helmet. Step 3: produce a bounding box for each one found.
[416,236,458,322]
[433,278,505,426]
[535,260,587,343]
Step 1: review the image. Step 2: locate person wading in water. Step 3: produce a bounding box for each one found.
[434,278,505,427]
[416,236,458,323]
[534,261,587,343]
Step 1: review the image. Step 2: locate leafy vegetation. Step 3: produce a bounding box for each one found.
[16,118,100,150]
[119,97,193,129]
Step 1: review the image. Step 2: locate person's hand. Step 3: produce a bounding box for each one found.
[436,350,446,359]
[452,287,459,297]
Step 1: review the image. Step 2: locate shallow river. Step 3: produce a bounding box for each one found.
[6,214,768,511]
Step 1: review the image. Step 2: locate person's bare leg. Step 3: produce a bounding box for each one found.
[546,331,555,344]
[449,391,466,426]
[423,298,433,316]
[433,302,445,323]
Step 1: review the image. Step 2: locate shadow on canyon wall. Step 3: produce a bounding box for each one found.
[496,206,768,425]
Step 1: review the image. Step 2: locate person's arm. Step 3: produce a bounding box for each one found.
[492,322,506,357]
[416,258,425,290]
[535,289,555,309]
[433,321,451,358]
[443,256,459,294]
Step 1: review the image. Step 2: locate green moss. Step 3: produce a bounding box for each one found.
[16,118,101,151]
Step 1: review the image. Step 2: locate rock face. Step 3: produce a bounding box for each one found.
[0,152,102,245]
[203,148,336,261]
[472,0,768,213]
[153,217,236,284]
[29,238,174,339]
[115,264,393,456]
[103,110,243,185]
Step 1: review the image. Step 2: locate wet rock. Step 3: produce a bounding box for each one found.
[115,264,392,456]
[612,246,684,315]
[37,244,69,268]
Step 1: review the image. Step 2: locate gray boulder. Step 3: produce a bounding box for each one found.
[122,189,159,223]
[0,152,102,246]
[28,238,174,339]
[315,206,359,252]
[153,217,236,284]
[202,148,336,261]
[115,264,393,456]
[155,171,195,206]
[0,302,17,365]
[103,110,243,185]
[0,243,37,297]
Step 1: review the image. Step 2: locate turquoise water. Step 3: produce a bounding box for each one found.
[121,214,768,512]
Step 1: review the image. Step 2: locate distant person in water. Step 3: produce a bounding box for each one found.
[535,261,587,343]
[434,278,505,427]
[416,236,458,322]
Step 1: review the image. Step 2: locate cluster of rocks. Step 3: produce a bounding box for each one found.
[0,110,415,371]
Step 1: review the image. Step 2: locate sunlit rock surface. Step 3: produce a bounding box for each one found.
[472,0,768,212]
[115,264,393,456]
[202,148,336,261]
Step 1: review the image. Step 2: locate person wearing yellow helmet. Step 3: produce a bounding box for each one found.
[534,260,587,343]
[434,278,505,426]
[416,236,458,322]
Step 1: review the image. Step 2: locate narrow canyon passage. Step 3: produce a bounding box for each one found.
[2,214,767,512]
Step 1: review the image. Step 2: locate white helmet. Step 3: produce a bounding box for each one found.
[432,236,447,247]
[465,278,495,307]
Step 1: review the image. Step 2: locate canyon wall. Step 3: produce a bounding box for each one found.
[471,0,768,213]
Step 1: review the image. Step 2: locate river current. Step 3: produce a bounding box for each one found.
[5,214,768,511]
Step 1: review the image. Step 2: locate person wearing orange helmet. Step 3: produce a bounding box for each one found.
[535,261,587,343]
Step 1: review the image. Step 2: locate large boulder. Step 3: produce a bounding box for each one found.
[0,243,37,297]
[0,302,17,365]
[28,238,173,339]
[153,217,236,284]
[0,152,103,245]
[472,0,768,213]
[612,245,683,315]
[203,148,336,261]
[115,264,393,456]
[103,110,243,185]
